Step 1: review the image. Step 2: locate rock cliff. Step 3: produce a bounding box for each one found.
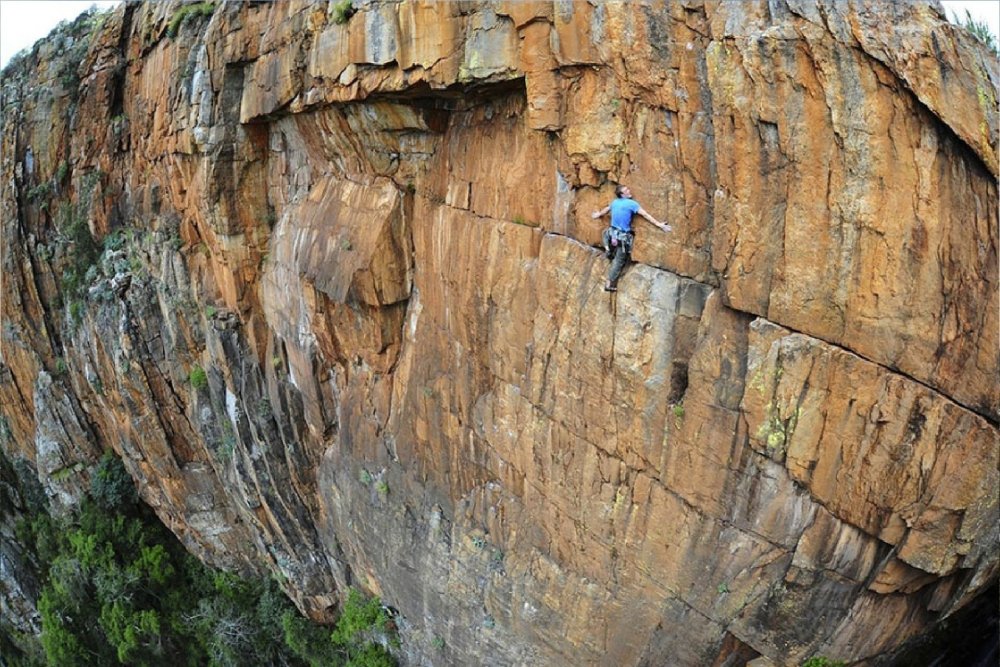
[1,1,997,664]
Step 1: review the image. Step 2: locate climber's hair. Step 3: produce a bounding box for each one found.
[615,184,628,198]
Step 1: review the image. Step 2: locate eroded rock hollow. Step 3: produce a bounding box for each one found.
[1,1,997,664]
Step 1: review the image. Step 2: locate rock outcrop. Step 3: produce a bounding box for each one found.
[1,1,996,664]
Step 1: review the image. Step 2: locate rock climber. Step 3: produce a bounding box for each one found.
[591,184,672,292]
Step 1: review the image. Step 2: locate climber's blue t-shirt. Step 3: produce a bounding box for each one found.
[610,197,640,232]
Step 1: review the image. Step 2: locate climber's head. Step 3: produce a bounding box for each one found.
[615,184,632,199]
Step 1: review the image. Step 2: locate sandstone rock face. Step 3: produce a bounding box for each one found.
[1,1,996,664]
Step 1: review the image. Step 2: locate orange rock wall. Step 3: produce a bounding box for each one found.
[1,1,996,664]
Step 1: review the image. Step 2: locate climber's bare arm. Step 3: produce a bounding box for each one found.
[591,206,611,219]
[638,208,672,233]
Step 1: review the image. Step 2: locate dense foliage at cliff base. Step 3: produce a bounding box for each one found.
[2,452,396,667]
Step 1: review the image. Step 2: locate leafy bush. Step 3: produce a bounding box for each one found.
[58,200,100,299]
[332,0,356,25]
[90,451,137,510]
[14,452,399,666]
[329,589,395,666]
[189,365,208,390]
[167,2,216,38]
[802,658,846,667]
[26,182,52,202]
[954,9,999,54]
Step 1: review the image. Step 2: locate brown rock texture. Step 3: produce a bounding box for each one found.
[1,1,996,664]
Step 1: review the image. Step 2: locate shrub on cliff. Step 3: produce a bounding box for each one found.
[90,451,138,509]
[952,8,999,54]
[13,453,398,666]
[167,2,216,38]
[332,0,356,25]
[802,657,846,667]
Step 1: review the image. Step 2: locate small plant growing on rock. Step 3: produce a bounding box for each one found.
[672,403,685,419]
[26,182,52,202]
[331,0,355,25]
[90,451,137,509]
[376,480,389,496]
[431,635,445,651]
[952,9,999,54]
[166,2,215,38]
[189,365,208,390]
[68,300,84,325]
[359,469,373,485]
[801,658,846,667]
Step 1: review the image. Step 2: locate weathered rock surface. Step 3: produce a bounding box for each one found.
[1,1,996,665]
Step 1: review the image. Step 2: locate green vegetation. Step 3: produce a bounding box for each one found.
[375,481,389,497]
[167,2,216,38]
[56,172,102,302]
[672,403,685,419]
[0,415,11,444]
[90,451,137,509]
[359,469,373,485]
[332,0,356,25]
[68,299,84,325]
[7,452,398,666]
[953,9,999,54]
[801,658,846,667]
[57,201,99,299]
[189,365,208,390]
[26,182,52,203]
[51,7,110,95]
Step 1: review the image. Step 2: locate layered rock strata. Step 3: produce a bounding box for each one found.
[1,1,997,664]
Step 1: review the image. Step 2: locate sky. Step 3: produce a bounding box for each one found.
[0,0,998,69]
[1,1,121,68]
